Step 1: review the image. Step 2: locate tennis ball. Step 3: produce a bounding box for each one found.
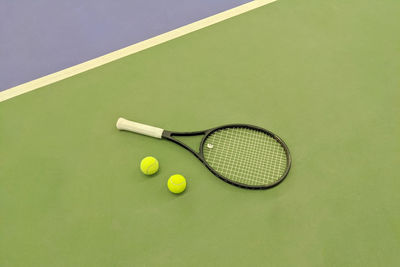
[167,174,186,194]
[140,156,159,175]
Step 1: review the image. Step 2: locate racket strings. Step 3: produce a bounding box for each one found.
[205,130,285,185]
[203,127,288,186]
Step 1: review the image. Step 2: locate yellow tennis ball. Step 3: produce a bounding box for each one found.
[167,174,186,194]
[140,156,159,175]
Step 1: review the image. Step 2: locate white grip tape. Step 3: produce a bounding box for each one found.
[116,118,164,139]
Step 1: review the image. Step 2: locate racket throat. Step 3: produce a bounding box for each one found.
[162,130,205,158]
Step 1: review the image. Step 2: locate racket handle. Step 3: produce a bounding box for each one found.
[116,118,164,139]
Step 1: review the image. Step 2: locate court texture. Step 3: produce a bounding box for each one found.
[1,0,399,266]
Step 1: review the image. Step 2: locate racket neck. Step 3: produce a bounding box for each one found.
[162,130,206,161]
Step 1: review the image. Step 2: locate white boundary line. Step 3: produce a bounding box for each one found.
[0,0,277,103]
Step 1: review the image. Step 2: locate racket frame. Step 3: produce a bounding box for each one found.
[162,124,291,190]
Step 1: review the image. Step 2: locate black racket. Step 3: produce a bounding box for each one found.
[116,118,291,189]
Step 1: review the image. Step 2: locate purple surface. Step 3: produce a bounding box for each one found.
[0,0,250,91]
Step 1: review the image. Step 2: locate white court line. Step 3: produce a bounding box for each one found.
[0,0,277,103]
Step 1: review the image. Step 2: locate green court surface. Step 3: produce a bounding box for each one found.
[1,0,399,266]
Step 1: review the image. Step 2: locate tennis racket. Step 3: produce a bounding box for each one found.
[116,118,291,189]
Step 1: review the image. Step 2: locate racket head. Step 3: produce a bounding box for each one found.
[199,124,291,189]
